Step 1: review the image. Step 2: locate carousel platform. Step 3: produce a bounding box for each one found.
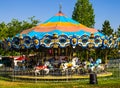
[11,72,112,81]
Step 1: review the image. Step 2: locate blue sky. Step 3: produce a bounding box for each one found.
[0,0,120,31]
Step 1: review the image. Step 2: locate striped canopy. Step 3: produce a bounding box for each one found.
[19,11,104,39]
[1,11,119,50]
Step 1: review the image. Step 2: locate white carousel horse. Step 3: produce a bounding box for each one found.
[95,64,105,73]
[71,57,79,70]
[60,57,79,74]
[34,61,50,76]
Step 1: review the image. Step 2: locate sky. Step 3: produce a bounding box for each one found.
[0,0,120,31]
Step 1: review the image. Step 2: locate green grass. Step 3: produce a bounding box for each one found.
[0,68,120,88]
[0,76,120,88]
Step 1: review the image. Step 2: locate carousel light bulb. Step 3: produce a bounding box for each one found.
[73,46,76,48]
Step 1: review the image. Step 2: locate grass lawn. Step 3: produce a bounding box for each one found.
[0,76,120,88]
[0,67,120,88]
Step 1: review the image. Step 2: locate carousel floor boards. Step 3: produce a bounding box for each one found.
[11,72,112,81]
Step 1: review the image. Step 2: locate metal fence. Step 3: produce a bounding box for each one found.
[107,59,120,78]
[0,59,120,82]
[0,67,87,81]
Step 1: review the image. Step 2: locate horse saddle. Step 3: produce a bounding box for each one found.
[36,66,47,70]
[67,63,73,68]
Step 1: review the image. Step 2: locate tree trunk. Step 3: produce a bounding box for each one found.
[105,50,108,64]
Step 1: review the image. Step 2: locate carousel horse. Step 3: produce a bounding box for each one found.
[95,58,102,65]
[82,59,98,73]
[60,62,72,72]
[34,61,51,76]
[14,56,26,71]
[88,62,96,72]
[85,58,104,73]
[71,57,79,71]
[95,64,105,73]
[82,61,95,73]
[60,57,79,74]
[95,58,105,73]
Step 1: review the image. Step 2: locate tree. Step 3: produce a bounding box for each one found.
[117,25,120,37]
[0,17,39,56]
[6,16,39,38]
[101,20,113,36]
[7,19,22,38]
[21,16,39,33]
[72,0,95,28]
[0,22,9,39]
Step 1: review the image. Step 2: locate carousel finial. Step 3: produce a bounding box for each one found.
[59,3,62,13]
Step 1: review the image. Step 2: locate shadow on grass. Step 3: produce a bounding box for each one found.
[0,74,12,81]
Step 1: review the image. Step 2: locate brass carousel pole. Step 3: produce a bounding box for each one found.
[66,47,68,56]
[12,49,15,82]
[86,49,89,61]
[58,47,60,56]
[69,46,71,60]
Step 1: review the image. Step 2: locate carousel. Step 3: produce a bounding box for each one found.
[0,9,119,81]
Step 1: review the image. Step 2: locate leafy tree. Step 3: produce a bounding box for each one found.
[72,0,95,27]
[108,48,119,59]
[20,16,39,33]
[117,25,120,37]
[101,20,113,36]
[7,19,22,37]
[117,25,120,54]
[0,22,9,39]
[6,16,39,38]
[0,16,39,56]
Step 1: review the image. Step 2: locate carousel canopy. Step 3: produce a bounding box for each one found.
[19,12,104,38]
[1,11,119,50]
